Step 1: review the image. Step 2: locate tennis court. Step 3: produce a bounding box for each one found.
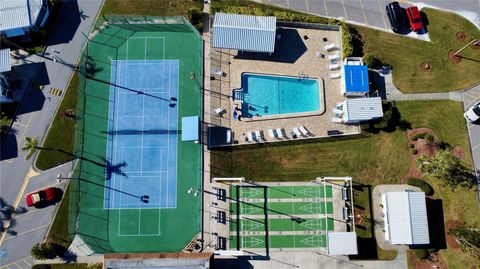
[71,18,202,253]
[229,183,334,250]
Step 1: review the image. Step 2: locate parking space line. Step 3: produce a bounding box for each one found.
[377,0,388,29]
[341,0,349,20]
[473,143,480,152]
[286,0,290,8]
[3,224,49,241]
[358,0,369,24]
[323,0,329,16]
[305,0,309,11]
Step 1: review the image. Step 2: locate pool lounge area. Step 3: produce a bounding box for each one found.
[207,26,361,146]
[234,73,323,119]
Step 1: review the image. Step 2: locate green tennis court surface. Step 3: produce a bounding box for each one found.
[229,184,334,250]
[70,17,202,253]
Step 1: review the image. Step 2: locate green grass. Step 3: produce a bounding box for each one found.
[35,74,79,170]
[101,0,203,17]
[46,184,71,249]
[32,264,102,269]
[359,8,480,93]
[213,100,475,262]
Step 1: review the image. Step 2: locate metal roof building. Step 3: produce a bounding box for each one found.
[0,0,50,37]
[327,232,358,255]
[0,49,11,73]
[212,13,276,53]
[383,192,430,245]
[341,97,383,123]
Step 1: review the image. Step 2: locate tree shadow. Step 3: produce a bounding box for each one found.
[233,27,307,64]
[45,0,81,46]
[0,197,28,236]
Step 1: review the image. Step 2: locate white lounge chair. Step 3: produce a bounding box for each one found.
[211,67,225,77]
[324,43,336,52]
[332,108,343,114]
[212,107,226,117]
[246,131,254,142]
[254,130,263,141]
[299,126,310,136]
[276,128,284,139]
[331,117,344,123]
[330,72,341,79]
[328,63,340,70]
[335,102,343,109]
[292,127,302,138]
[268,128,275,139]
[328,52,340,61]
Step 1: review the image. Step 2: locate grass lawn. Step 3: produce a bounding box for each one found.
[101,0,202,16]
[46,184,71,249]
[358,8,480,93]
[32,264,101,269]
[35,74,79,170]
[211,100,479,265]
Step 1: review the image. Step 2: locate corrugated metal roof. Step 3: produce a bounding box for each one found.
[0,0,31,32]
[343,97,383,123]
[386,192,430,245]
[344,65,369,93]
[212,13,276,53]
[0,49,11,73]
[327,232,358,255]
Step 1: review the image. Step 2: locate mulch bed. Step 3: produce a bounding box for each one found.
[445,220,464,249]
[401,128,438,183]
[420,63,432,72]
[354,207,365,225]
[448,49,463,64]
[456,31,467,42]
[408,251,447,269]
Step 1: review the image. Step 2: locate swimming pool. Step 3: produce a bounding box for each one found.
[237,73,321,117]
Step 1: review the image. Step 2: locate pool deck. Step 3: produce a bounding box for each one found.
[209,26,360,146]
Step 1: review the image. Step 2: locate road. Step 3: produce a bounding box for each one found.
[0,0,103,267]
[463,85,480,198]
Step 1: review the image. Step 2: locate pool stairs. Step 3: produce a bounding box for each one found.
[233,89,244,101]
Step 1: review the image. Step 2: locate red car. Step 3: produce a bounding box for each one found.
[25,187,58,207]
[406,6,423,32]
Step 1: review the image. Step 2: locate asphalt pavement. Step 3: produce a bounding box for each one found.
[0,0,103,267]
[463,85,480,197]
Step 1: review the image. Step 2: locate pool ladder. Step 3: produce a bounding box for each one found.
[232,89,244,101]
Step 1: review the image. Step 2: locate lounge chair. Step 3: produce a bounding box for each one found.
[299,126,310,136]
[255,130,263,141]
[211,67,225,77]
[212,107,226,117]
[327,52,340,61]
[331,117,343,123]
[276,128,285,139]
[292,127,302,138]
[335,102,343,109]
[246,131,254,142]
[328,63,340,70]
[268,128,275,139]
[332,108,343,115]
[330,72,341,79]
[324,43,336,52]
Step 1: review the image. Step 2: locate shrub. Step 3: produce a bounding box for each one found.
[414,249,429,260]
[449,226,480,258]
[31,243,57,260]
[407,177,434,195]
[410,148,418,155]
[408,143,415,148]
[412,133,428,141]
[424,134,435,145]
[363,52,376,68]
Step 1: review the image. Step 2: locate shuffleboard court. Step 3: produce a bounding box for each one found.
[236,185,333,199]
[240,218,334,232]
[230,234,327,249]
[232,201,333,215]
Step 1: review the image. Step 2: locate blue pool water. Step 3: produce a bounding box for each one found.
[239,73,320,117]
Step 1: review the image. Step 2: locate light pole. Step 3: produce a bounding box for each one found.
[453,39,480,56]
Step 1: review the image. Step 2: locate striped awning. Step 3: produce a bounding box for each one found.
[212,13,276,53]
[0,49,11,73]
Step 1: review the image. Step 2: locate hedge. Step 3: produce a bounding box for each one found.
[407,177,434,196]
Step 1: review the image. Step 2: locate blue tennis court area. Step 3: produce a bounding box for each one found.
[105,59,179,209]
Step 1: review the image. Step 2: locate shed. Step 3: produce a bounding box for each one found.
[0,0,50,37]
[212,13,276,53]
[382,191,430,245]
[0,49,11,73]
[342,97,383,123]
[327,232,358,255]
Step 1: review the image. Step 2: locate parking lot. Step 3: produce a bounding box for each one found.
[463,85,480,194]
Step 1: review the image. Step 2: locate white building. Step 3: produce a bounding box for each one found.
[341,97,383,123]
[0,0,50,38]
[382,191,430,245]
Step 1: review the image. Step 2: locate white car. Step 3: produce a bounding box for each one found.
[464,101,480,123]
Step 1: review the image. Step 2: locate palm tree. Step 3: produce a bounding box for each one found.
[21,137,39,160]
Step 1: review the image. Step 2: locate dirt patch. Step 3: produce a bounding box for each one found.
[448,49,463,64]
[471,40,480,50]
[354,207,366,225]
[408,250,447,269]
[445,220,463,249]
[401,128,439,183]
[452,145,466,160]
[456,31,467,42]
[420,63,432,72]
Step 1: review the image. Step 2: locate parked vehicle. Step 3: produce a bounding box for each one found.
[386,2,408,33]
[464,100,480,123]
[25,187,59,207]
[406,6,423,32]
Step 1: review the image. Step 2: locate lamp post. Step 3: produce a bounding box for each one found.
[453,39,480,56]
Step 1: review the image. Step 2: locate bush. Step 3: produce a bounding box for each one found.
[410,148,418,155]
[364,52,376,68]
[412,133,428,141]
[424,134,435,145]
[449,226,480,258]
[408,143,415,148]
[414,249,429,260]
[31,243,57,260]
[407,177,434,195]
